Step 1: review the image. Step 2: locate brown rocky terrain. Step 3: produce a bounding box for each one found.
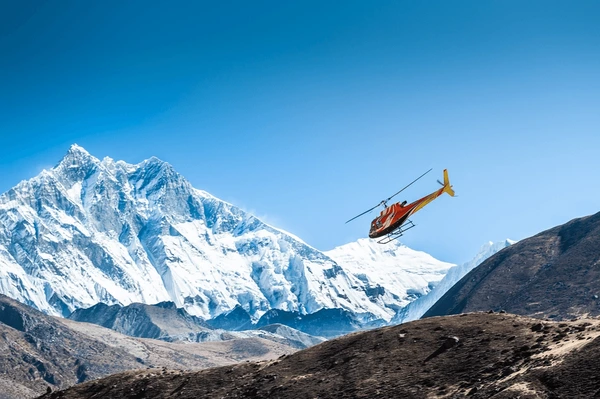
[39,312,600,399]
[0,295,296,399]
[425,211,600,320]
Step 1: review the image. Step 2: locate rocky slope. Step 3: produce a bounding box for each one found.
[425,212,600,320]
[0,145,452,324]
[0,294,296,399]
[38,311,600,399]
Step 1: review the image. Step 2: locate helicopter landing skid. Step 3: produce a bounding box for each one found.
[377,220,416,244]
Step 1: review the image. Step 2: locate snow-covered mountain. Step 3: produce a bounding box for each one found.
[325,239,455,314]
[391,239,515,324]
[0,145,455,323]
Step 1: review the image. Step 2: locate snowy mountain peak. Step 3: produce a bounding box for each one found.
[0,145,458,323]
[58,144,96,166]
[468,239,516,267]
[325,238,455,311]
[67,143,91,156]
[138,156,182,185]
[53,144,101,184]
[145,155,166,165]
[1,145,493,330]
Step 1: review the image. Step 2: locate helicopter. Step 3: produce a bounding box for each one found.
[346,169,455,244]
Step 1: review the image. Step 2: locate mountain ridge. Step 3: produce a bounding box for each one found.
[68,300,325,348]
[0,145,454,324]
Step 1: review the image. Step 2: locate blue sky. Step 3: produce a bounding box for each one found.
[1,1,599,263]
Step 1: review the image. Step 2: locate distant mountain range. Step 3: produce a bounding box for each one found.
[0,145,484,323]
[68,300,325,347]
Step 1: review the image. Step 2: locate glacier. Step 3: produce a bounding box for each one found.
[325,238,455,314]
[0,145,460,322]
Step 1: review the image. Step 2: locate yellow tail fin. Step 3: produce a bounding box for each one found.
[442,169,455,197]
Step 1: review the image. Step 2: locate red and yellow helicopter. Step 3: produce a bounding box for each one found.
[346,169,455,244]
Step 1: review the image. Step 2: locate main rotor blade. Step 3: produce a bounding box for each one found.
[345,201,384,224]
[345,168,432,224]
[385,168,432,202]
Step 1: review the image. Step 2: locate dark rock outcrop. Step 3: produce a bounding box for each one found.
[69,301,211,341]
[207,305,253,331]
[256,308,362,337]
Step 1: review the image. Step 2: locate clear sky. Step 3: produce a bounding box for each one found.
[1,1,599,264]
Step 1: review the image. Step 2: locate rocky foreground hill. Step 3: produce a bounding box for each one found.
[0,295,297,399]
[39,312,600,399]
[425,211,600,320]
